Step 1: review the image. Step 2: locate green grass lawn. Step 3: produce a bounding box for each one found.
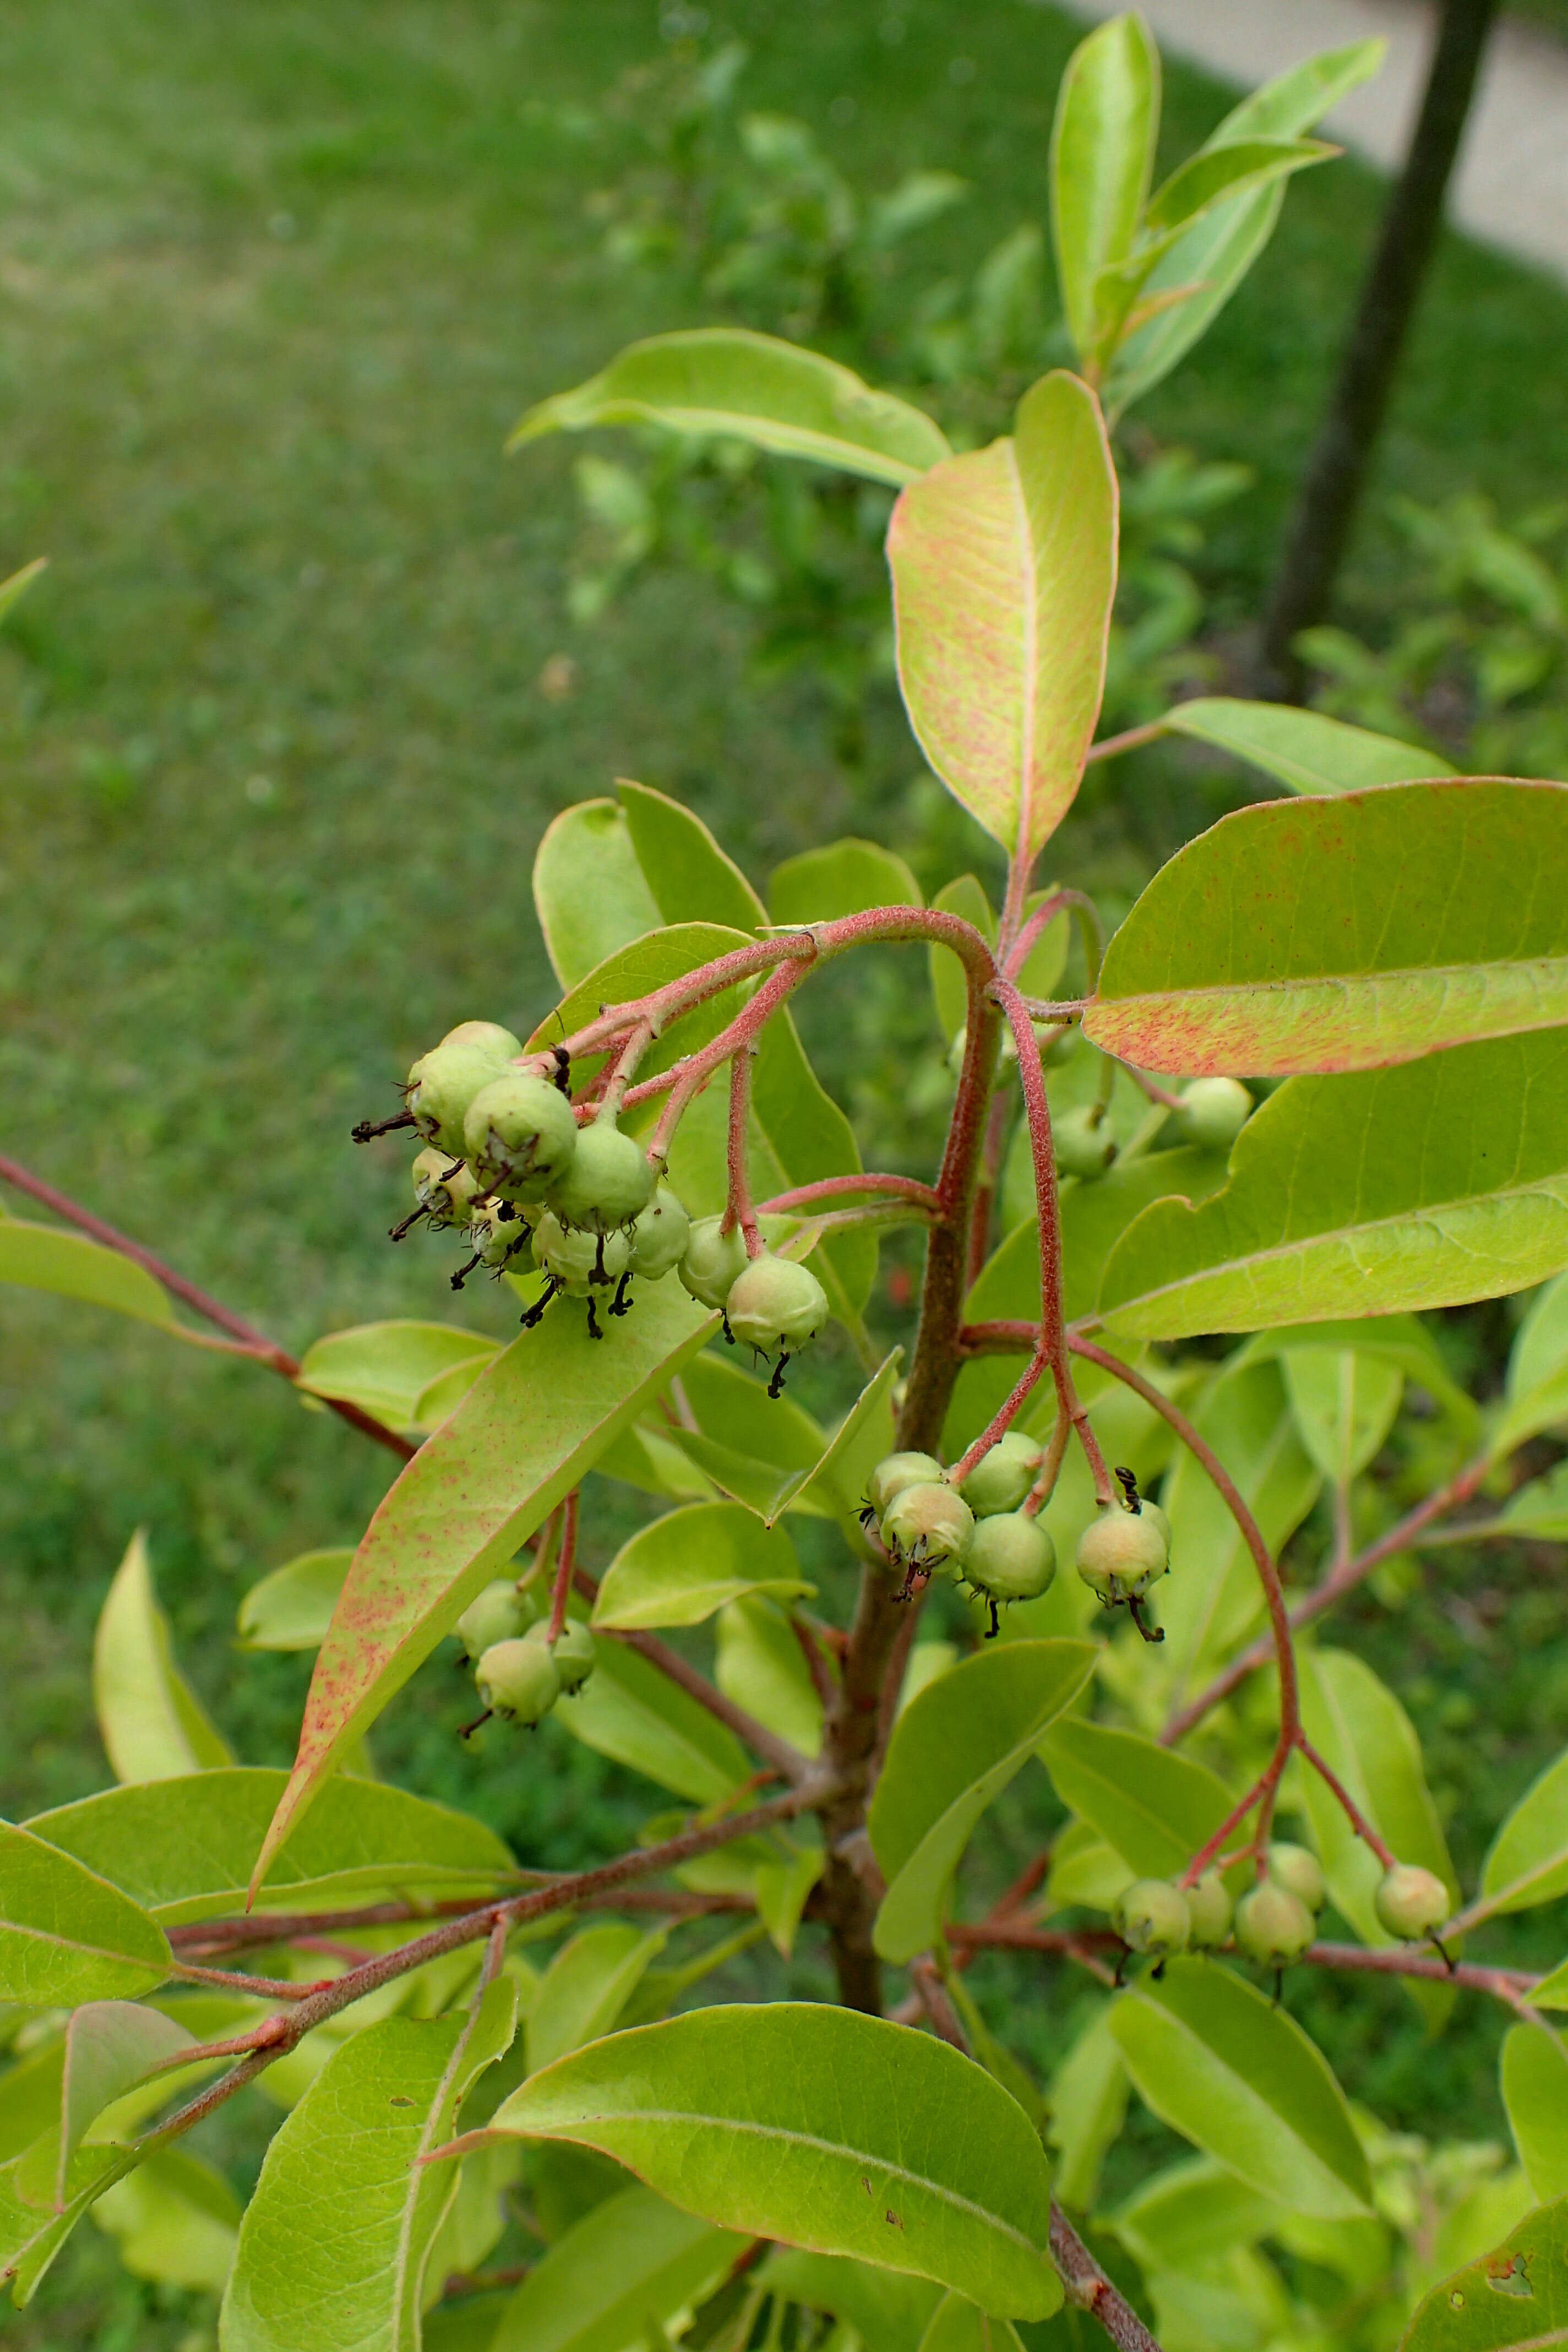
[4,1,1568,2338]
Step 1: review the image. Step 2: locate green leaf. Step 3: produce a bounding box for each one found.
[928,876,996,1046]
[1049,14,1160,362]
[30,1768,516,1924]
[915,2290,1025,2352]
[1143,138,1332,237]
[513,330,948,486]
[559,1632,749,1804]
[237,1549,354,1652]
[0,1823,171,2005]
[92,1530,232,1784]
[1491,1273,1568,1455]
[617,780,767,937]
[888,372,1118,863]
[768,840,922,928]
[295,1322,498,1432]
[716,1595,825,1760]
[527,1926,668,2076]
[1048,2007,1128,2214]
[1280,1347,1403,1484]
[1086,781,1568,1077]
[1153,1360,1320,1683]
[1238,1314,1480,1445]
[1098,1032,1568,1340]
[222,1975,516,2352]
[671,1353,901,1528]
[1498,1461,1568,1539]
[1037,1720,1246,1885]
[473,2003,1061,2318]
[1295,1648,1457,1964]
[762,2250,941,2352]
[1108,1960,1373,2219]
[491,2184,745,2352]
[1502,2024,1568,2202]
[1103,40,1386,415]
[593,1504,812,1631]
[0,1217,178,1330]
[255,1280,715,1892]
[0,556,46,629]
[91,2147,240,2294]
[1,2141,134,2305]
[533,800,662,992]
[1479,1748,1568,1921]
[50,2002,193,2207]
[1157,697,1451,794]
[1401,2190,1568,2348]
[869,1640,1096,1963]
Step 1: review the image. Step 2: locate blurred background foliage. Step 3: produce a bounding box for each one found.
[3,0,1568,2338]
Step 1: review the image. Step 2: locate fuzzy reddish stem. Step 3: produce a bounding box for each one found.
[1178,1750,1283,1888]
[761,1173,944,1218]
[1082,717,1167,765]
[722,1047,763,1255]
[1296,1735,1398,1869]
[546,1488,579,1644]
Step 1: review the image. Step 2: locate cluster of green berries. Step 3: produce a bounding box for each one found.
[1113,1842,1451,1976]
[863,1433,1056,1634]
[454,1578,596,1735]
[360,1022,829,1378]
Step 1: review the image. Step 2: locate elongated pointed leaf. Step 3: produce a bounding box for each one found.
[534,800,662,992]
[222,1977,516,2352]
[0,556,46,629]
[762,2250,941,2352]
[0,1824,170,2005]
[0,1218,178,1330]
[1402,2190,1568,2348]
[294,1323,498,1432]
[1048,2007,1128,2213]
[1109,1961,1372,2219]
[1049,15,1160,361]
[716,1594,825,1760]
[470,2004,1061,2318]
[526,1926,667,2076]
[1237,1315,1479,1443]
[256,1284,715,1892]
[237,1549,354,1652]
[916,2290,1024,2352]
[1084,781,1568,1077]
[1498,1460,1568,1538]
[1157,697,1450,794]
[491,2184,744,2352]
[53,2003,192,2206]
[90,2146,239,2294]
[1,2141,134,2305]
[617,779,767,936]
[593,1503,810,1630]
[1479,1749,1568,1921]
[1143,138,1332,237]
[1037,1719,1247,1885]
[1104,41,1386,415]
[889,372,1117,863]
[92,1531,232,1784]
[769,840,922,928]
[513,330,949,486]
[1502,2024,1568,2202]
[1098,1031,1568,1341]
[30,1769,515,1924]
[869,1640,1096,1962]
[559,1629,749,1803]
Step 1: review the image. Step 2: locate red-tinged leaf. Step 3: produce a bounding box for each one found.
[889,371,1117,864]
[253,1282,715,1898]
[1084,779,1568,1077]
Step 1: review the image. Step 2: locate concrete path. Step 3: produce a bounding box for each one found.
[1055,0,1568,282]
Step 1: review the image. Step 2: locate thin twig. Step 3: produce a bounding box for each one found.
[1050,2207,1162,2352]
[547,1489,580,1644]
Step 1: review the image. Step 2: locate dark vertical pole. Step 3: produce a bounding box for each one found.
[1254,0,1501,701]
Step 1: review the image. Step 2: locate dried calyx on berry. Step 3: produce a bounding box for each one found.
[880,1481,974,1574]
[521,1616,596,1695]
[467,1200,533,1275]
[455,1578,527,1662]
[629,1187,691,1281]
[1265,1842,1326,1915]
[962,1512,1055,1636]
[547,1114,655,1236]
[406,1025,520,1158]
[465,1068,578,1202]
[1373,1861,1451,1941]
[399,1148,482,1240]
[1233,1880,1316,1967]
[959,1430,1043,1517]
[1053,1104,1117,1180]
[864,1452,945,1521]
[1113,1879,1190,1959]
[530,1211,633,1336]
[725,1253,830,1364]
[1177,1076,1253,1152]
[1184,1870,1233,1949]
[473,1636,562,1728]
[678,1217,750,1311]
[1075,1502,1170,1602]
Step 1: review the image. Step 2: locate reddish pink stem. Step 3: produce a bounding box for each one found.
[760,1174,943,1218]
[1296,1735,1397,1869]
[547,1489,579,1644]
[722,1047,763,1256]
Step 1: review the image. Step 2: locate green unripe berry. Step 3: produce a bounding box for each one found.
[965,1512,1057,1604]
[1374,1863,1451,1941]
[1266,1842,1327,1915]
[1054,1106,1117,1181]
[547,1118,656,1235]
[1233,1881,1316,1966]
[866,1452,946,1518]
[959,1431,1043,1517]
[440,1020,523,1061]
[1075,1505,1170,1602]
[678,1217,750,1310]
[1178,1076,1253,1153]
[629,1187,691,1281]
[880,1481,974,1570]
[470,1200,533,1271]
[535,1211,630,1297]
[521,1616,596,1696]
[726,1253,830,1356]
[464,1070,579,1203]
[455,1578,526,1661]
[407,1041,514,1159]
[412,1147,482,1231]
[475,1637,562,1727]
[1184,1871,1233,1950]
[1113,1879,1191,1958]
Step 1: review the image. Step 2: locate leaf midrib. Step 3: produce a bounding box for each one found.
[1098,951,1568,1012]
[1129,1999,1357,2204]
